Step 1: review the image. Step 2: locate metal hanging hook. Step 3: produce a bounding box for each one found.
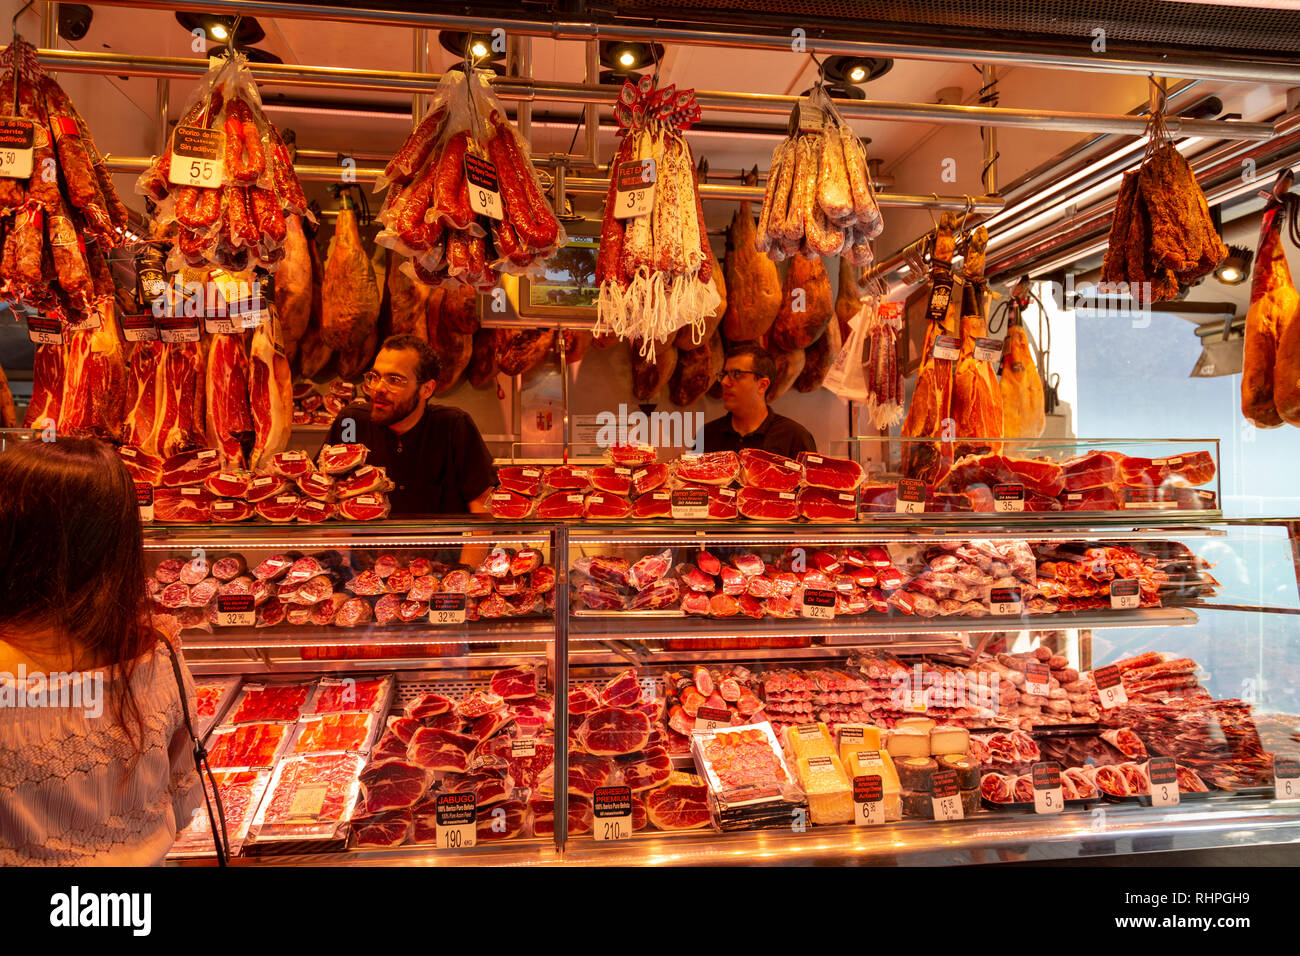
[957,194,974,238]
[11,0,34,40]
[227,14,242,55]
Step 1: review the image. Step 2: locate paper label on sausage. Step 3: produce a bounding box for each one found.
[464,154,503,220]
[26,315,64,346]
[974,337,1003,363]
[614,158,656,219]
[168,126,225,187]
[0,116,35,179]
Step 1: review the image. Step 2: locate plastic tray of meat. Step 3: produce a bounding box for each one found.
[169,769,273,858]
[291,712,379,755]
[306,675,394,716]
[226,681,316,723]
[194,677,242,739]
[250,752,367,842]
[205,721,294,770]
[690,722,805,830]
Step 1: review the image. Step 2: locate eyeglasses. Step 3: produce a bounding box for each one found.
[717,369,759,383]
[363,371,412,391]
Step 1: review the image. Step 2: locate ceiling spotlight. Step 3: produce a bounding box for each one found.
[209,22,228,40]
[57,4,93,42]
[619,51,636,67]
[174,13,265,47]
[1214,245,1253,285]
[848,65,866,82]
[824,55,893,86]
[599,41,663,77]
[470,40,488,58]
[437,31,504,64]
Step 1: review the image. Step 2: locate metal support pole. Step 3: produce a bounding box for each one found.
[583,39,599,166]
[982,64,998,196]
[155,78,169,156]
[40,3,56,49]
[515,35,532,142]
[412,28,426,127]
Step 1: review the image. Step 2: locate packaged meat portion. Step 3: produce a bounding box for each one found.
[252,753,366,841]
[308,676,394,715]
[206,721,293,770]
[227,681,315,723]
[169,769,273,858]
[291,712,379,754]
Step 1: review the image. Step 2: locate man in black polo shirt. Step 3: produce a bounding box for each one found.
[324,334,496,517]
[702,343,816,457]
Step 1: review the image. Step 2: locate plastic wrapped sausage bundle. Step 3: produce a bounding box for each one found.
[594,76,719,358]
[135,52,311,274]
[374,68,565,291]
[755,84,884,267]
[0,38,130,325]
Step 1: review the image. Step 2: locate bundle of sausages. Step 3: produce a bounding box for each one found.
[862,298,905,429]
[755,85,882,266]
[375,69,564,291]
[594,77,720,356]
[137,52,310,274]
[0,39,130,325]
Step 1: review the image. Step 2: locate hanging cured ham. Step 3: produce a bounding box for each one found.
[0,364,16,427]
[770,253,834,351]
[835,256,863,341]
[297,217,332,378]
[999,283,1046,439]
[276,215,314,360]
[58,320,127,442]
[23,345,63,428]
[123,341,163,452]
[900,212,959,481]
[1242,188,1299,428]
[949,227,1002,458]
[322,192,381,353]
[248,316,293,472]
[722,188,780,343]
[205,333,254,469]
[387,252,435,340]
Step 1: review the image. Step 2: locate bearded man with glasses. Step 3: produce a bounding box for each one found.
[322,334,496,516]
[702,343,817,457]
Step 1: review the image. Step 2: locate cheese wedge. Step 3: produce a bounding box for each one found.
[797,754,853,825]
[846,749,901,821]
[930,725,971,756]
[897,716,936,734]
[885,728,930,758]
[836,724,883,764]
[787,721,836,761]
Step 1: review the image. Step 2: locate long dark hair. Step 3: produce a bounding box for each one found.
[0,437,154,750]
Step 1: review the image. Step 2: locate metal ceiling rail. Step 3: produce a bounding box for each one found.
[96,155,1002,212]
[34,48,1277,140]
[83,0,1300,86]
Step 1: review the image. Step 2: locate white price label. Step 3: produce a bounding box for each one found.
[974,336,1003,363]
[801,588,836,620]
[26,317,63,346]
[0,117,35,179]
[993,483,1025,512]
[613,158,657,219]
[853,775,885,826]
[1109,579,1141,610]
[216,595,256,627]
[694,706,731,731]
[464,154,504,220]
[136,482,154,523]
[932,335,961,361]
[592,786,633,841]
[1093,665,1129,709]
[1032,763,1064,815]
[1274,758,1300,801]
[932,794,964,821]
[896,498,924,514]
[1147,757,1180,807]
[990,588,1023,616]
[167,125,225,187]
[1024,662,1051,698]
[429,593,467,625]
[435,794,477,849]
[204,314,242,335]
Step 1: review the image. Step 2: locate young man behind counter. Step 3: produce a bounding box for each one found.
[323,334,496,517]
[702,343,817,458]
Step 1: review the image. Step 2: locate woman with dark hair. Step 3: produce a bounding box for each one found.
[0,437,202,865]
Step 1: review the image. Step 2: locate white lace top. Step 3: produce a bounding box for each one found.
[0,642,203,866]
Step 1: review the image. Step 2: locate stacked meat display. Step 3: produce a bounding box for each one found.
[146,541,554,637]
[122,440,390,524]
[375,69,564,291]
[137,52,312,272]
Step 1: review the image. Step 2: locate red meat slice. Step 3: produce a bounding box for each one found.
[708,487,740,519]
[488,489,533,519]
[737,487,799,520]
[496,465,544,497]
[161,448,221,487]
[940,453,1065,497]
[765,595,798,617]
[510,548,543,576]
[629,579,681,610]
[797,487,858,522]
[584,557,630,589]
[1061,450,1120,491]
[599,669,642,707]
[980,772,1017,803]
[244,475,290,502]
[618,746,672,792]
[631,463,669,495]
[798,452,863,492]
[568,752,615,795]
[738,448,803,492]
[585,491,634,519]
[679,565,716,591]
[626,549,673,589]
[353,809,412,847]
[631,491,672,518]
[530,792,593,836]
[578,583,624,610]
[255,494,302,522]
[644,776,711,829]
[153,487,214,523]
[591,466,633,496]
[210,498,255,522]
[1059,486,1120,511]
[204,471,251,498]
[696,551,722,575]
[359,760,428,813]
[334,597,373,627]
[719,566,746,595]
[476,799,529,841]
[543,465,592,492]
[457,690,505,719]
[568,685,602,716]
[371,733,409,763]
[536,490,586,519]
[737,594,764,618]
[709,593,740,617]
[508,697,553,735]
[339,494,390,521]
[607,444,657,466]
[318,443,368,474]
[335,465,393,499]
[404,693,454,719]
[490,666,539,700]
[406,728,478,772]
[682,592,710,615]
[675,451,740,485]
[576,707,652,756]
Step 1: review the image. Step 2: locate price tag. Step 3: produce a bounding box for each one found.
[801,587,836,620]
[521,467,541,478]
[1032,762,1064,815]
[135,481,154,522]
[1093,664,1129,709]
[1147,756,1180,807]
[284,783,329,822]
[120,312,160,342]
[216,593,256,627]
[613,158,656,219]
[895,478,926,514]
[670,488,709,520]
[429,593,468,626]
[157,312,201,344]
[464,154,503,220]
[853,775,885,826]
[694,706,731,731]
[1123,487,1176,510]
[435,792,477,849]
[993,483,1025,512]
[990,586,1023,616]
[0,116,35,178]
[1274,757,1300,801]
[1109,578,1141,610]
[930,769,963,821]
[65,305,103,332]
[511,738,537,759]
[26,315,63,346]
[974,336,1003,363]
[932,334,961,361]
[1024,661,1051,697]
[204,313,242,335]
[168,125,225,187]
[592,785,633,841]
